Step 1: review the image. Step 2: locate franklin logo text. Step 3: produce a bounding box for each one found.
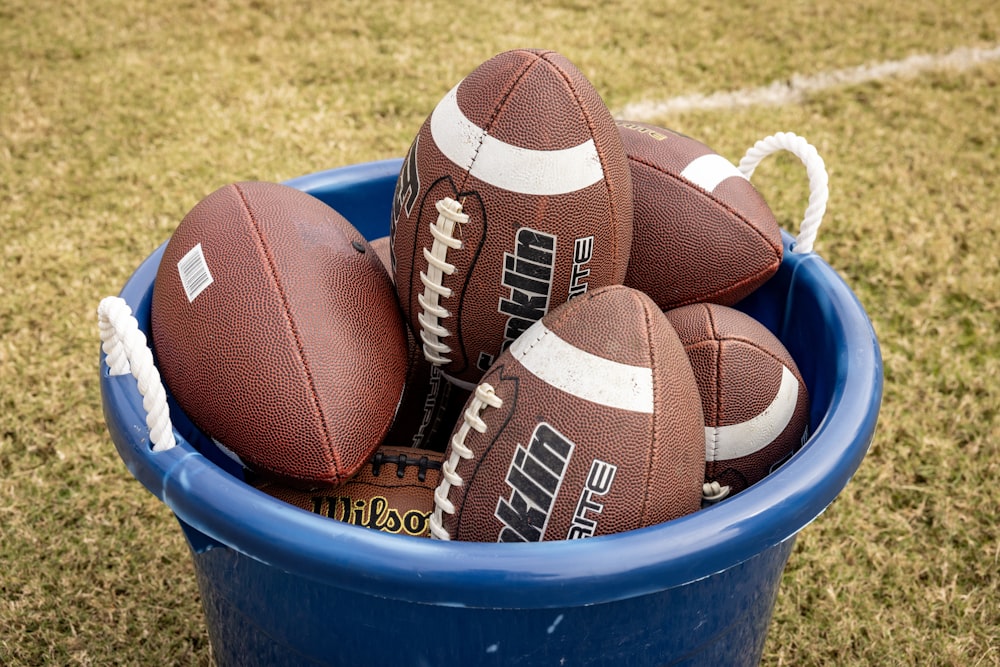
[567,459,618,539]
[568,235,594,299]
[495,422,574,542]
[495,228,556,370]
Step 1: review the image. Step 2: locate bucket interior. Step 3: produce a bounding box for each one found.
[101,158,883,610]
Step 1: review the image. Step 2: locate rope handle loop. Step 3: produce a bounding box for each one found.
[738,132,828,254]
[98,296,176,451]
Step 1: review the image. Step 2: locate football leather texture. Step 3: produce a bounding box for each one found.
[151,181,408,487]
[391,49,633,388]
[617,120,782,309]
[664,303,810,498]
[430,285,705,542]
[253,446,444,538]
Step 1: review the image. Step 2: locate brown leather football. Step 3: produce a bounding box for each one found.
[429,284,705,542]
[617,120,782,309]
[390,49,633,389]
[370,236,470,451]
[253,446,444,538]
[369,235,394,279]
[664,303,810,500]
[151,181,408,487]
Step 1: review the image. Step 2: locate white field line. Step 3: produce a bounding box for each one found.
[618,44,1000,119]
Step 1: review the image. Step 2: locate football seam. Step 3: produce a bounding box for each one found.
[706,304,723,464]
[333,482,439,490]
[539,50,624,272]
[406,177,447,363]
[693,333,799,380]
[453,364,519,540]
[683,336,800,382]
[450,188,487,376]
[408,177,460,370]
[627,154,783,259]
[685,315,804,461]
[233,184,339,482]
[640,293,659,526]
[455,53,540,194]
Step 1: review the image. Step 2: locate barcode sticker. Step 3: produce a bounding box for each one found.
[177,243,214,303]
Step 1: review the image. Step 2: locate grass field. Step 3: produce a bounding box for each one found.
[2,0,999,664]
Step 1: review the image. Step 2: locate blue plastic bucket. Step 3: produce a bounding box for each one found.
[101,159,882,666]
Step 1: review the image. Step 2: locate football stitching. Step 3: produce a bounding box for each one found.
[639,293,660,527]
[416,197,467,365]
[233,184,338,482]
[407,176,476,373]
[448,188,487,377]
[628,154,783,259]
[455,52,539,194]
[706,303,723,466]
[370,450,444,484]
[416,53,539,372]
[429,382,504,540]
[454,365,520,539]
[539,51,624,273]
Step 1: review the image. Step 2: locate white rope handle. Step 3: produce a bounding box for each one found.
[98,296,176,451]
[738,132,828,254]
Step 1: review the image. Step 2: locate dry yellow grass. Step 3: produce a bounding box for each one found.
[2,0,998,664]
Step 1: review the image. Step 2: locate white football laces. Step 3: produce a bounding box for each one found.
[702,481,731,504]
[417,197,467,365]
[429,382,503,540]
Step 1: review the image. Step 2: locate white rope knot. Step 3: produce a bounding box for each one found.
[97,296,176,451]
[417,197,467,365]
[738,131,829,254]
[429,383,503,540]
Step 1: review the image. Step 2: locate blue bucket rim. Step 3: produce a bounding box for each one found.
[102,158,883,609]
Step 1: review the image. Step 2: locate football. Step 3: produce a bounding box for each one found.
[370,236,470,451]
[664,303,810,500]
[151,181,408,487]
[253,446,444,538]
[429,285,705,542]
[369,235,394,277]
[616,120,782,309]
[390,48,634,389]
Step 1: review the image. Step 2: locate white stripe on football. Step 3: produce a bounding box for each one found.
[430,83,606,196]
[509,319,655,414]
[678,153,749,193]
[705,365,799,461]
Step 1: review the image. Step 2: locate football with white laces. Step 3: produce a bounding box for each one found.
[616,120,782,309]
[429,285,705,543]
[390,49,633,389]
[664,303,810,500]
[370,236,469,451]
